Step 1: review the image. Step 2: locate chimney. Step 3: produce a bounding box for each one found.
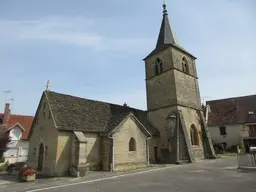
[3,103,10,128]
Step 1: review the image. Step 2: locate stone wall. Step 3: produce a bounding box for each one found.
[113,116,148,171]
[147,106,177,162]
[83,132,101,170]
[55,131,72,176]
[27,93,58,176]
[171,47,201,110]
[178,106,204,161]
[101,136,110,171]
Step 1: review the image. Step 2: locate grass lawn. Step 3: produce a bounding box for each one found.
[217,153,238,158]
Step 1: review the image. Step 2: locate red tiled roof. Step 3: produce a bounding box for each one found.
[1,114,34,140]
[206,94,256,126]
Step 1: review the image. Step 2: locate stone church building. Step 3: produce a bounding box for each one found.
[27,4,215,177]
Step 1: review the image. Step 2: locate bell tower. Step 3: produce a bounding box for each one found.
[144,4,215,163]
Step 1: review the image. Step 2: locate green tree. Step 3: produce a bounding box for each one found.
[0,127,10,158]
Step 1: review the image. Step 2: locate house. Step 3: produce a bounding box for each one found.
[0,103,34,164]
[206,94,256,150]
[27,3,215,177]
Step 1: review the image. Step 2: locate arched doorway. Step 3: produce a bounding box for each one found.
[37,143,44,172]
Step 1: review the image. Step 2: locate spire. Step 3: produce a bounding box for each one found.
[156,3,179,49]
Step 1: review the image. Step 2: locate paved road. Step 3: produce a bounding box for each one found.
[1,157,256,192]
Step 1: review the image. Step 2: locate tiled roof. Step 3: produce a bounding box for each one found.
[0,113,34,140]
[206,94,256,126]
[46,91,159,136]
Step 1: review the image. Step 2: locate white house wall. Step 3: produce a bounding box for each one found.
[4,126,30,164]
[208,124,243,148]
[9,126,23,140]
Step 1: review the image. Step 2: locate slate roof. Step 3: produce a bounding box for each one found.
[46,91,159,136]
[206,94,256,126]
[143,4,196,60]
[156,4,179,49]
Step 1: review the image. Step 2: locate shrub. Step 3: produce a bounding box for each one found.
[0,156,4,163]
[0,127,11,157]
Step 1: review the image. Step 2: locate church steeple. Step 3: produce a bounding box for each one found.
[156,3,179,49]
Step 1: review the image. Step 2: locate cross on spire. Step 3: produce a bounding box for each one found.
[155,2,179,49]
[46,80,50,91]
[163,2,168,15]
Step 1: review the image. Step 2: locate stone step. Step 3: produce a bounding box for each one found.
[176,160,190,165]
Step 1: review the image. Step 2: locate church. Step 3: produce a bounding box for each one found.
[27,3,215,177]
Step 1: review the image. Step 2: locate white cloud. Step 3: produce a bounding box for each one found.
[173,0,256,100]
[0,16,154,55]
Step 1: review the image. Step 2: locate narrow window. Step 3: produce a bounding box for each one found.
[249,125,256,137]
[43,102,46,110]
[48,110,51,119]
[129,137,136,151]
[219,126,227,136]
[182,57,189,74]
[190,124,199,146]
[155,58,163,75]
[155,63,159,75]
[42,112,45,120]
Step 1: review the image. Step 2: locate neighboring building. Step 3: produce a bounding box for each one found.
[27,3,215,177]
[0,103,34,164]
[206,95,256,149]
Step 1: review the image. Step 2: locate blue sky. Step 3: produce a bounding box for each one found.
[0,0,255,116]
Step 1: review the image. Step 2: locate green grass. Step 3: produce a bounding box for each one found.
[0,156,4,163]
[0,165,6,172]
[217,153,238,157]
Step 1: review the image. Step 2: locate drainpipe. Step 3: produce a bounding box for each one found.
[205,104,210,126]
[146,136,152,166]
[108,134,114,172]
[176,112,180,164]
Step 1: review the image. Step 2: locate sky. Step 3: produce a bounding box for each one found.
[0,0,255,116]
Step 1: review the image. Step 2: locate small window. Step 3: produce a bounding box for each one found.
[129,137,136,151]
[48,111,51,119]
[43,102,46,110]
[155,58,163,76]
[42,112,45,120]
[190,124,199,146]
[182,57,189,73]
[219,126,227,136]
[249,125,256,137]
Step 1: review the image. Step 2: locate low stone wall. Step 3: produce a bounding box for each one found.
[190,147,204,162]
[114,163,148,172]
[237,153,256,168]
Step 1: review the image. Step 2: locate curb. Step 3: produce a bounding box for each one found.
[0,180,15,185]
[237,166,256,171]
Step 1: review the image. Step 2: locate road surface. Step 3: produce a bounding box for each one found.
[1,157,255,192]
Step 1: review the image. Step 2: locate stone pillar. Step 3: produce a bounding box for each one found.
[78,143,86,164]
[70,132,88,177]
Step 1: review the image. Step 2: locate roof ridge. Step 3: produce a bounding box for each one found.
[46,90,146,112]
[207,94,256,103]
[8,114,34,117]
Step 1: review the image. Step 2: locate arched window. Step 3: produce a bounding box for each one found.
[182,57,189,74]
[129,137,136,151]
[190,124,199,146]
[155,58,163,75]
